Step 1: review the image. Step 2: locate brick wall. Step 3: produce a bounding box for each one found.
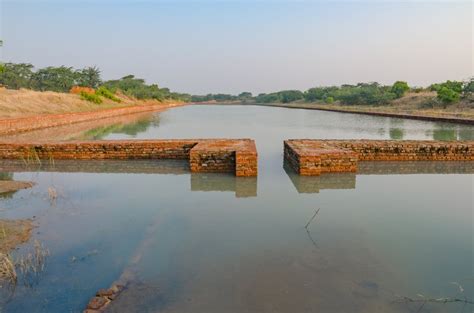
[285,139,474,176]
[0,139,258,177]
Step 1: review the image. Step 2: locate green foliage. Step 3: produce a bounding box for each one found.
[31,66,76,92]
[325,96,334,104]
[238,92,252,99]
[80,91,103,104]
[430,80,463,93]
[102,75,186,101]
[463,78,474,94]
[254,90,304,103]
[304,87,338,102]
[76,66,101,89]
[0,63,34,89]
[430,80,463,105]
[391,81,409,98]
[96,86,121,103]
[437,86,460,104]
[191,93,237,102]
[0,64,4,74]
[331,83,396,105]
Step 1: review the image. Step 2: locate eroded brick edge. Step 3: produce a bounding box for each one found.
[284,139,474,176]
[0,139,258,177]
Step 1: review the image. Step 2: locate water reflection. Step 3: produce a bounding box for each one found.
[389,128,404,140]
[81,116,159,140]
[285,161,474,193]
[0,160,257,198]
[0,112,158,142]
[427,123,474,141]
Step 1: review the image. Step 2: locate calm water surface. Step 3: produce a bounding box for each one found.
[1,105,473,313]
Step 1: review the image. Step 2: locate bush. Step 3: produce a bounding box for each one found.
[80,91,103,104]
[391,81,409,98]
[96,86,121,103]
[70,86,95,95]
[325,96,334,104]
[437,86,460,104]
[463,78,474,95]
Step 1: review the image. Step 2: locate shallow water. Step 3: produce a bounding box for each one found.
[1,105,473,313]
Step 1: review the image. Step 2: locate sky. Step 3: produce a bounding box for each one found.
[1,0,472,95]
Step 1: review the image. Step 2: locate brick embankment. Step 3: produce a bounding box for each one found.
[0,139,258,177]
[0,103,183,136]
[284,139,474,176]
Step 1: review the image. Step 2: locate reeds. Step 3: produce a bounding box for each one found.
[0,240,49,289]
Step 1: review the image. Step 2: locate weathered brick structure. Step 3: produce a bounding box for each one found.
[284,139,474,175]
[0,139,258,177]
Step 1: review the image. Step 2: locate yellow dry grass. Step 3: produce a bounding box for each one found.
[0,88,173,119]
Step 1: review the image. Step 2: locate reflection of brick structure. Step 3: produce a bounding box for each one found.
[0,139,258,177]
[0,160,258,197]
[284,139,474,176]
[191,173,257,197]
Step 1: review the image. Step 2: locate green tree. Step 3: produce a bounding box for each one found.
[463,78,474,95]
[391,81,409,98]
[0,63,34,89]
[238,92,253,102]
[76,66,101,89]
[31,66,76,92]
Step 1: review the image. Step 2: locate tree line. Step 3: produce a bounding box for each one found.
[0,63,190,102]
[0,61,471,107]
[190,80,473,107]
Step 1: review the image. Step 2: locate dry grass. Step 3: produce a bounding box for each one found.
[0,88,174,119]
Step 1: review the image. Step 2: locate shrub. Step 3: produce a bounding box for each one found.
[70,86,95,95]
[80,91,103,104]
[96,86,121,103]
[391,81,409,98]
[437,86,460,104]
[325,96,334,104]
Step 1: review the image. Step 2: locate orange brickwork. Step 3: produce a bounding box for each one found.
[0,139,258,177]
[284,139,474,176]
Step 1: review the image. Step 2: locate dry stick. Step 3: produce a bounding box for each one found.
[394,296,474,305]
[304,208,321,249]
[305,208,320,229]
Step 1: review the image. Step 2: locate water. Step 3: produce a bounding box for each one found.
[1,105,473,313]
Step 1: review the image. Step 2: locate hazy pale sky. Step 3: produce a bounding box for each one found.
[1,0,472,94]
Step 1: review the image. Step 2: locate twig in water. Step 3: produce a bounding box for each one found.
[305,208,320,229]
[394,295,474,305]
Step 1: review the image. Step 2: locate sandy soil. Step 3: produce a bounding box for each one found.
[0,88,175,119]
[0,181,35,195]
